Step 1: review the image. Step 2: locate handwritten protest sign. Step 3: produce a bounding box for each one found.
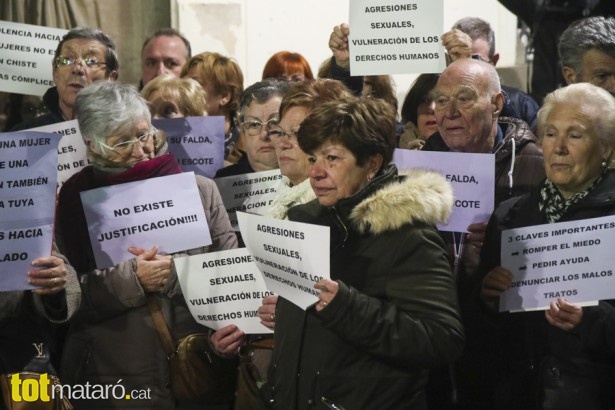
[175,248,274,334]
[0,21,67,95]
[237,212,329,310]
[349,0,445,76]
[22,120,89,191]
[215,169,282,230]
[393,149,494,232]
[500,215,615,312]
[80,172,211,269]
[0,131,59,290]
[153,116,225,178]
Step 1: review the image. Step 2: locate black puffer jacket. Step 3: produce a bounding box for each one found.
[261,165,464,410]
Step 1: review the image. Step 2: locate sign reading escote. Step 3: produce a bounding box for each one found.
[153,116,225,178]
[237,212,330,310]
[500,215,615,312]
[80,172,211,269]
[215,169,282,230]
[0,131,59,291]
[175,248,274,334]
[22,120,89,191]
[349,0,445,75]
[0,20,68,95]
[393,149,494,232]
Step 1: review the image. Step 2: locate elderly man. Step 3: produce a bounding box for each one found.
[423,58,545,409]
[558,16,615,96]
[11,28,118,130]
[451,17,540,132]
[140,28,191,88]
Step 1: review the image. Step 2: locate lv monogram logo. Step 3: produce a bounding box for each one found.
[32,342,46,358]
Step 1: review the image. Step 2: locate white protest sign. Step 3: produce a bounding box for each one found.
[0,21,67,96]
[80,172,211,269]
[237,212,329,310]
[392,149,494,232]
[349,0,445,76]
[153,116,225,178]
[500,215,615,312]
[0,131,59,291]
[215,169,282,230]
[23,120,89,191]
[175,248,274,334]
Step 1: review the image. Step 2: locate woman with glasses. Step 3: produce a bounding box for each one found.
[214,79,290,178]
[55,81,237,409]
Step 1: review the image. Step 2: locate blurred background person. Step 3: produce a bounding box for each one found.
[11,27,119,131]
[140,28,191,88]
[55,81,236,409]
[141,74,208,118]
[479,82,615,409]
[3,93,47,131]
[259,97,464,409]
[182,52,244,163]
[214,79,290,178]
[261,51,314,82]
[399,73,440,150]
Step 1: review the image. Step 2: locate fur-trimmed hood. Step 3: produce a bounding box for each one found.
[349,168,454,235]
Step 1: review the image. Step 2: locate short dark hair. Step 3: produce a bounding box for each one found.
[297,98,396,167]
[452,17,496,59]
[141,28,192,60]
[54,27,119,76]
[239,79,291,121]
[401,73,439,125]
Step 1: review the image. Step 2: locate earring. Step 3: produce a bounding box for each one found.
[602,159,608,169]
[367,175,373,182]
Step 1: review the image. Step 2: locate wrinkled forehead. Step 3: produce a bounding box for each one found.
[60,38,106,56]
[435,67,487,96]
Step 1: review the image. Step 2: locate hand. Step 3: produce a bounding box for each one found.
[314,279,339,312]
[129,246,172,293]
[480,267,513,309]
[441,29,473,64]
[466,222,487,252]
[329,23,350,69]
[257,294,278,330]
[210,324,245,356]
[545,298,583,331]
[29,255,67,295]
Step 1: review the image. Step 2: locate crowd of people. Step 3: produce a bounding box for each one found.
[2,9,615,410]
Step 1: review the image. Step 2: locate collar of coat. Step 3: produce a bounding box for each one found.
[336,165,454,235]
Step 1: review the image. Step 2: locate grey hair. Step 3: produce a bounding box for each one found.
[452,17,496,59]
[54,27,119,76]
[538,82,615,147]
[558,16,615,76]
[75,81,151,152]
[238,79,291,121]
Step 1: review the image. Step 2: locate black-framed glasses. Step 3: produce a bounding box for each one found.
[55,56,107,69]
[100,128,157,155]
[240,118,279,136]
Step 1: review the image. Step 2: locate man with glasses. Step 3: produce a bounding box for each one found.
[215,79,290,178]
[11,27,119,131]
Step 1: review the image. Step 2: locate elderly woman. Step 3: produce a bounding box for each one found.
[141,74,208,118]
[55,81,237,409]
[478,83,615,409]
[257,98,464,409]
[214,79,290,178]
[262,51,314,82]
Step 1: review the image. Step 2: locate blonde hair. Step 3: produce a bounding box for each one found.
[141,74,208,117]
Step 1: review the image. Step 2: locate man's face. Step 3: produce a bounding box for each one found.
[141,35,188,86]
[52,38,115,119]
[470,38,499,65]
[570,49,615,96]
[433,61,500,153]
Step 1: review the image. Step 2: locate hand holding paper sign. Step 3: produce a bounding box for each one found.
[480,266,513,311]
[329,23,350,69]
[128,246,172,293]
[257,294,278,330]
[545,298,584,332]
[441,29,473,64]
[210,325,246,356]
[314,279,339,312]
[28,255,67,295]
[467,222,487,252]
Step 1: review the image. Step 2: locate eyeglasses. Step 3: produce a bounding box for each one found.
[99,129,157,155]
[240,118,279,136]
[268,125,299,141]
[55,56,107,69]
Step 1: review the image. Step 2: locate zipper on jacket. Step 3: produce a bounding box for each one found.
[331,207,348,249]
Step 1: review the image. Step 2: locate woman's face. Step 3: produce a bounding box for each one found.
[240,97,282,172]
[186,69,225,116]
[97,117,156,166]
[147,90,188,119]
[416,98,438,139]
[274,106,310,186]
[279,71,306,82]
[542,102,610,199]
[308,141,380,207]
